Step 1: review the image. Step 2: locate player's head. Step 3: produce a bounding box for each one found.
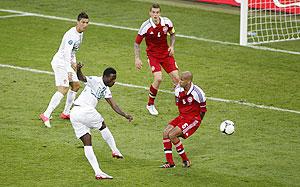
[179,71,193,88]
[149,3,161,24]
[76,12,89,33]
[103,67,117,87]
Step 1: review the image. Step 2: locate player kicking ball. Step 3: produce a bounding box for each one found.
[70,63,133,179]
[161,71,207,168]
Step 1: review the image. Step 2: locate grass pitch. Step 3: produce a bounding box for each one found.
[0,0,300,186]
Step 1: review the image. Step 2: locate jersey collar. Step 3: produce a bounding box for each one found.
[74,26,83,36]
[100,76,107,87]
[149,16,165,28]
[186,83,194,95]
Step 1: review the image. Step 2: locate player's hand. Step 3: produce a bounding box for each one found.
[125,114,133,122]
[168,46,174,56]
[77,62,84,69]
[135,58,142,70]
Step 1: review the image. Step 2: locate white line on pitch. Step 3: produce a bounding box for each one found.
[1,63,299,115]
[0,9,299,55]
[0,13,30,19]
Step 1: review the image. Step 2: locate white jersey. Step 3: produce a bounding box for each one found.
[74,76,112,108]
[53,27,83,67]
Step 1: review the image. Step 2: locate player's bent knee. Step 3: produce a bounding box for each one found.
[163,131,169,138]
[155,77,163,84]
[57,86,69,95]
[71,82,80,91]
[169,129,181,139]
[168,132,176,139]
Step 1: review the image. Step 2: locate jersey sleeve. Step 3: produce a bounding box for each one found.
[164,17,175,34]
[200,101,207,113]
[105,88,112,99]
[136,20,150,44]
[192,85,207,113]
[85,76,97,87]
[135,34,144,44]
[174,85,181,106]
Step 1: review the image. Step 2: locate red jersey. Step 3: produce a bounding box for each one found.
[135,17,175,59]
[175,83,207,120]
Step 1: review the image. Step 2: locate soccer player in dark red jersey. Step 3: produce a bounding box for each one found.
[134,3,180,116]
[161,71,207,168]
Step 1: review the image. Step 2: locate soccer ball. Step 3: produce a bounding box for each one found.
[220,120,235,135]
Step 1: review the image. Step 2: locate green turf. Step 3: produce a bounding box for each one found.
[0,0,300,186]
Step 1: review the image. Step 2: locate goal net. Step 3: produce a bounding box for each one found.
[240,0,300,45]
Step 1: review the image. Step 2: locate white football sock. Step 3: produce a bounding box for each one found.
[100,127,119,153]
[44,91,64,118]
[63,90,77,115]
[84,146,102,175]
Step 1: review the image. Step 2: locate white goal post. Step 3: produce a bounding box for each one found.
[240,0,300,45]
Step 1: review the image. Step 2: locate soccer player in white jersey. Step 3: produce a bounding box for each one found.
[70,63,133,180]
[39,12,89,128]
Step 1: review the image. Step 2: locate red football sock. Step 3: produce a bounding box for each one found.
[174,140,189,161]
[163,138,174,165]
[148,85,158,106]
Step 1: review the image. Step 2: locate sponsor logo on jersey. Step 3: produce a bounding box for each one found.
[95,87,107,99]
[68,40,73,45]
[187,96,193,103]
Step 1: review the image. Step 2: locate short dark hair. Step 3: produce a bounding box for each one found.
[103,67,116,77]
[77,12,89,21]
[150,3,161,11]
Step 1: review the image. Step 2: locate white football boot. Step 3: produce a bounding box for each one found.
[95,172,113,180]
[146,105,159,116]
[39,113,51,128]
[112,151,124,159]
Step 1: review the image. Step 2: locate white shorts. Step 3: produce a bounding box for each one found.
[70,106,104,139]
[51,58,79,87]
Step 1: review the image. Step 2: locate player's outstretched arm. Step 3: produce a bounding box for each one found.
[105,98,133,122]
[76,62,87,82]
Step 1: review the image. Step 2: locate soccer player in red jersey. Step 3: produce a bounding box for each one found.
[134,3,180,116]
[161,71,207,168]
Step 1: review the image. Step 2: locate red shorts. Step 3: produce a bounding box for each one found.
[147,55,178,73]
[169,116,201,139]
